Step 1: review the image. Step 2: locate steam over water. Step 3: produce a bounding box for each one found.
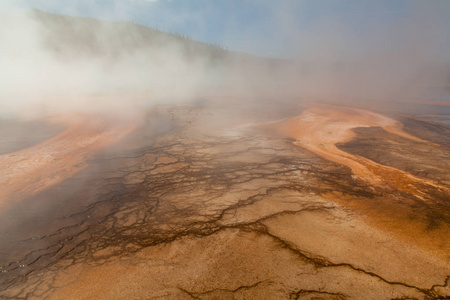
[0,2,449,299]
[1,1,449,118]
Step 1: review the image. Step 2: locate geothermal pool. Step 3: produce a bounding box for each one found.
[0,100,449,299]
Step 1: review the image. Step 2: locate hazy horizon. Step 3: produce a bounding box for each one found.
[2,0,450,60]
[0,2,449,299]
[1,1,449,117]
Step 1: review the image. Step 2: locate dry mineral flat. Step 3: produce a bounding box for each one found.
[0,100,448,300]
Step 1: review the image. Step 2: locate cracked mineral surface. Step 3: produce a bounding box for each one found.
[0,99,448,299]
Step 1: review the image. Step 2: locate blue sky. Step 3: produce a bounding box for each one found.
[2,0,450,59]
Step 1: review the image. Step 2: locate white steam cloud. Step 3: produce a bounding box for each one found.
[0,2,449,118]
[0,9,224,117]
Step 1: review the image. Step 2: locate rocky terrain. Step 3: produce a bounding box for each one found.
[0,99,448,299]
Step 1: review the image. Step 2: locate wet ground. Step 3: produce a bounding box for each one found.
[0,99,448,299]
[0,119,64,155]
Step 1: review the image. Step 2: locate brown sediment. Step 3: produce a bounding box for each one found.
[0,114,136,207]
[270,105,445,191]
[323,191,450,260]
[0,103,448,299]
[269,105,450,259]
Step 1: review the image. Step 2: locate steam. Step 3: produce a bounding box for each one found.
[284,0,450,103]
[0,2,449,118]
[0,9,223,117]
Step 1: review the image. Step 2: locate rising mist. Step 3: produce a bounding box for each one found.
[0,1,449,118]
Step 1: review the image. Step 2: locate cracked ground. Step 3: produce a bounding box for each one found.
[0,99,449,299]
